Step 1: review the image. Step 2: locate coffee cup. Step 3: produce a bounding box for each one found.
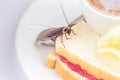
[79,0,120,35]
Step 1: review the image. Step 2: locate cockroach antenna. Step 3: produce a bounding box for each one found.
[60,3,70,25]
[27,24,54,28]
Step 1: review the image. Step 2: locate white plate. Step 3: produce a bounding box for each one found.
[16,0,82,80]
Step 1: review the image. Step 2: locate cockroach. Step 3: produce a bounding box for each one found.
[35,3,86,48]
[44,4,78,47]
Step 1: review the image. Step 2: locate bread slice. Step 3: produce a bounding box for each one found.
[46,21,120,80]
[47,51,88,80]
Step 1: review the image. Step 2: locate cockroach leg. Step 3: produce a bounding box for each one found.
[65,33,72,40]
[54,40,56,51]
[60,34,65,48]
[71,29,76,35]
[65,33,68,40]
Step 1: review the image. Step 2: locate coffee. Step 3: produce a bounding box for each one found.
[87,0,120,16]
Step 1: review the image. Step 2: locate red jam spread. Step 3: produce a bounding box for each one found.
[58,55,102,80]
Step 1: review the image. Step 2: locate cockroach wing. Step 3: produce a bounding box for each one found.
[47,27,63,38]
[37,27,62,41]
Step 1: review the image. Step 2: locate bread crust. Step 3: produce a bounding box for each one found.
[46,51,56,68]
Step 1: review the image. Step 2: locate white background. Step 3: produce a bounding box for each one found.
[0,0,33,80]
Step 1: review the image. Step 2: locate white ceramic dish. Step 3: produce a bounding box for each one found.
[15,0,82,80]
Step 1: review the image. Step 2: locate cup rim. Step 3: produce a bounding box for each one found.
[83,0,120,20]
